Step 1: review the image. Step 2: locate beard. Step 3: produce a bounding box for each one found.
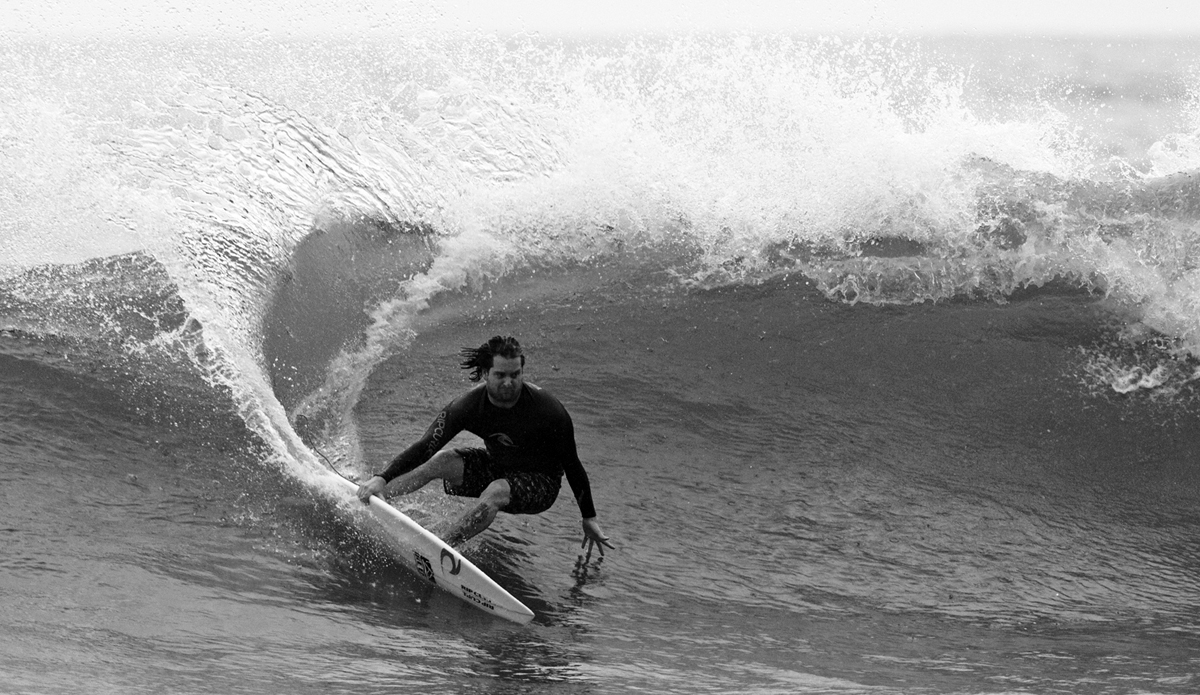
[488,380,521,406]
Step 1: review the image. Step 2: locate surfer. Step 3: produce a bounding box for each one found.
[357,336,614,556]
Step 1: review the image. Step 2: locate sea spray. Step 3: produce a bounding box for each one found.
[6,34,1200,481]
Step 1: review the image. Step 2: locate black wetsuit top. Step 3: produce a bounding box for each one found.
[377,383,597,518]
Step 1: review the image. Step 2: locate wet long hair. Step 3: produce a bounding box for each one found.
[460,335,525,382]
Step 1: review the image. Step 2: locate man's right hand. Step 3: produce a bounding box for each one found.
[357,475,386,503]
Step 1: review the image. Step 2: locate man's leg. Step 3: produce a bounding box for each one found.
[443,479,511,546]
[386,449,465,496]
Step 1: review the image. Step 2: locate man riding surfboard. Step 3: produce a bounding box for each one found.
[357,336,613,556]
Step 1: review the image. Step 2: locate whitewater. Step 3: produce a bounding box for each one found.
[3,27,1200,694]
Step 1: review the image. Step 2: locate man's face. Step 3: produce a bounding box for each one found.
[485,355,524,407]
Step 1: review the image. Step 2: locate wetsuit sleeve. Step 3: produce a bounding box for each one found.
[558,413,597,519]
[376,399,466,483]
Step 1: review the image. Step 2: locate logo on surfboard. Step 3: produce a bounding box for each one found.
[440,548,462,576]
[413,551,436,584]
[461,584,496,611]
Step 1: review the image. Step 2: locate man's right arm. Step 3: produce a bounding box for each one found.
[376,407,453,483]
[357,400,464,501]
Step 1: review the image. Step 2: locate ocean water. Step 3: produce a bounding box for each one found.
[4,30,1200,694]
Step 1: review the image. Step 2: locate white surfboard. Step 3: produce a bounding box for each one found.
[328,474,535,624]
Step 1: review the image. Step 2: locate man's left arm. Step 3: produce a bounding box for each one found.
[557,414,614,556]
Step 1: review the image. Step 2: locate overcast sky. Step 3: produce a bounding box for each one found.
[6,0,1200,37]
[441,0,1200,36]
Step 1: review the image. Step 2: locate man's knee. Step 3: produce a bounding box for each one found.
[480,478,512,511]
[427,449,465,485]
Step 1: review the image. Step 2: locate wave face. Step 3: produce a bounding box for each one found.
[3,33,1200,694]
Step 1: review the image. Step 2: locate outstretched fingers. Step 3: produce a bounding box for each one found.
[579,518,613,562]
[580,537,601,557]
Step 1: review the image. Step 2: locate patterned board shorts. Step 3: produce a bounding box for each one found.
[444,448,562,515]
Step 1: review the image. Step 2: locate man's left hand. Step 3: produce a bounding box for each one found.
[580,517,614,559]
